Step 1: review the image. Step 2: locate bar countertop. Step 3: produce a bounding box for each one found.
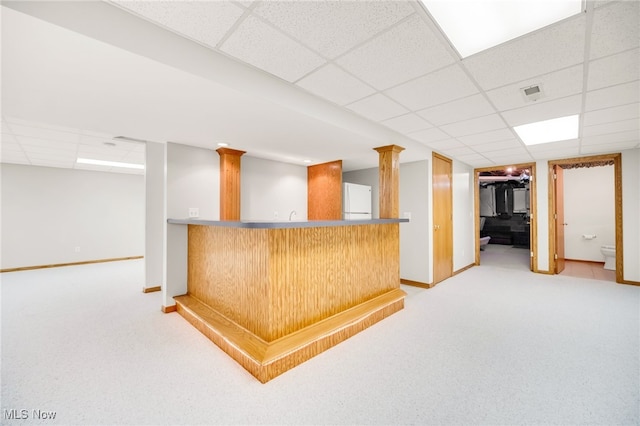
[167,218,409,229]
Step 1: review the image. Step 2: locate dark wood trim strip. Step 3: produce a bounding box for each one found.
[400,278,433,289]
[162,305,177,313]
[0,256,144,273]
[143,286,161,293]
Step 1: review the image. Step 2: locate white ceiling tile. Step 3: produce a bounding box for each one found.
[585,81,640,111]
[252,1,414,58]
[416,94,496,126]
[1,133,18,144]
[381,113,432,134]
[295,64,375,106]
[581,141,640,154]
[485,65,583,112]
[488,150,534,163]
[581,130,639,146]
[594,1,615,8]
[440,146,477,157]
[501,95,583,127]
[385,65,478,110]
[419,138,464,150]
[15,135,78,151]
[440,114,505,138]
[29,158,76,168]
[1,141,22,153]
[530,147,581,160]
[463,16,585,90]
[27,151,76,162]
[336,14,455,90]
[583,103,640,127]
[6,124,80,143]
[588,48,639,91]
[345,94,408,122]
[21,145,77,157]
[589,1,640,60]
[582,119,639,137]
[112,1,244,48]
[457,128,516,146]
[455,153,490,163]
[472,139,524,154]
[1,154,30,164]
[3,116,80,133]
[220,16,325,82]
[408,128,451,144]
[525,139,580,153]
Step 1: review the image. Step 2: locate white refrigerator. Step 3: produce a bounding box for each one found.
[343,182,372,220]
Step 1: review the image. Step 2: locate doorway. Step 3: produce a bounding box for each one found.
[432,153,453,284]
[548,154,623,283]
[474,163,537,272]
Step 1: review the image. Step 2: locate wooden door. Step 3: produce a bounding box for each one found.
[553,165,566,274]
[433,153,453,284]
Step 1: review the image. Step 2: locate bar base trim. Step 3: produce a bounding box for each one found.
[175,288,406,383]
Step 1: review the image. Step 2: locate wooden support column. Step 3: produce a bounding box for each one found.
[373,145,404,219]
[216,147,246,221]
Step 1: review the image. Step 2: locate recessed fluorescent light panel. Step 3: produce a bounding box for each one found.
[77,158,145,170]
[421,0,582,57]
[513,114,579,145]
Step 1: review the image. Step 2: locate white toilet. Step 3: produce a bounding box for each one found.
[600,245,616,270]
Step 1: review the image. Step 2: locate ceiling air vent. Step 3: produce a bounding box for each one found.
[521,84,543,102]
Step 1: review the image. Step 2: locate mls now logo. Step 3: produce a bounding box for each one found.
[3,409,57,420]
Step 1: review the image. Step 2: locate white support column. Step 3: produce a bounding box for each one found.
[144,141,165,293]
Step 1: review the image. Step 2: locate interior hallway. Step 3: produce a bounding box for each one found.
[2,259,638,425]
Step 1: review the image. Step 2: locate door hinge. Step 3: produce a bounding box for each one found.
[554,213,557,220]
[554,253,558,260]
[530,251,534,258]
[553,173,557,180]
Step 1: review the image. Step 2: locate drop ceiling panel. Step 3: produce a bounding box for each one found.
[30,159,76,168]
[336,14,455,90]
[252,1,414,58]
[15,136,78,152]
[488,150,534,164]
[5,124,81,143]
[111,1,244,48]
[381,113,432,134]
[385,64,478,111]
[583,103,640,127]
[501,95,583,127]
[589,1,640,60]
[440,146,477,157]
[418,138,463,150]
[581,140,640,154]
[526,139,579,153]
[345,93,408,122]
[485,65,583,112]
[220,15,326,82]
[582,119,639,137]
[581,130,639,146]
[472,139,523,153]
[587,48,640,91]
[1,141,22,154]
[463,16,585,90]
[295,64,376,105]
[440,114,505,138]
[457,128,515,146]
[408,128,451,144]
[530,147,580,160]
[416,94,496,126]
[455,153,490,164]
[1,153,29,164]
[585,81,640,111]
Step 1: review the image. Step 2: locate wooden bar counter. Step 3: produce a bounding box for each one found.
[167,218,408,382]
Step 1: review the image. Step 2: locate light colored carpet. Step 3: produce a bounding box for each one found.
[2,259,638,425]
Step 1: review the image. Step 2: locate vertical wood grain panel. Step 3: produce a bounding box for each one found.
[307,160,342,220]
[217,148,246,221]
[374,145,404,218]
[186,223,400,342]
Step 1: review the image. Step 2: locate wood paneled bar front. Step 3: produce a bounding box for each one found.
[167,218,408,383]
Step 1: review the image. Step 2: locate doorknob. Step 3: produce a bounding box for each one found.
[563,223,568,226]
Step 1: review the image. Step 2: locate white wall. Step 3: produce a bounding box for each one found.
[621,148,640,282]
[1,164,144,269]
[164,142,219,307]
[453,160,475,271]
[564,165,615,262]
[241,156,307,221]
[398,161,430,283]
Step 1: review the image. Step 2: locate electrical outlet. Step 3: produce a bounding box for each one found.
[188,208,199,218]
[74,246,80,252]
[273,211,278,219]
